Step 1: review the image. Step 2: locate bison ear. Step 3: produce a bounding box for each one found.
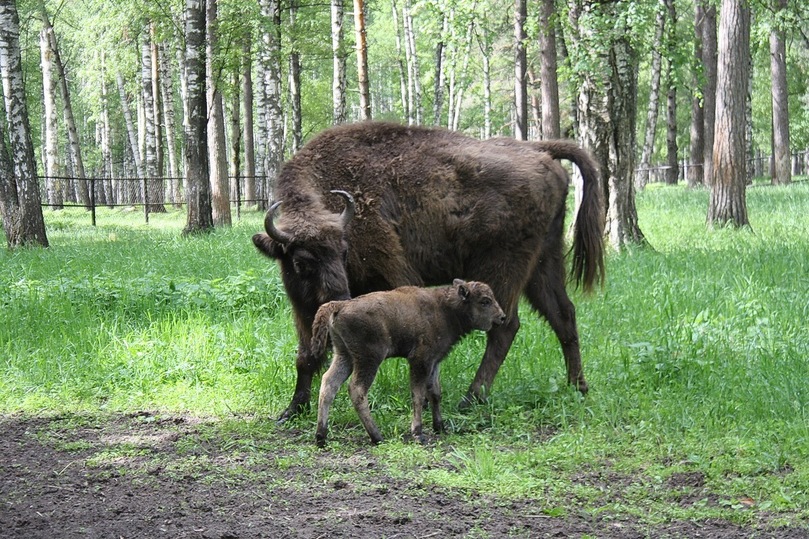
[456,280,470,301]
[252,233,287,259]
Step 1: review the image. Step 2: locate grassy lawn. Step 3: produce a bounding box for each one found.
[2,181,808,528]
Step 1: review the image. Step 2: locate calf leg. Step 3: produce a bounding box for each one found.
[408,361,431,443]
[316,352,353,447]
[426,363,444,434]
[525,257,588,394]
[460,313,521,409]
[348,362,384,445]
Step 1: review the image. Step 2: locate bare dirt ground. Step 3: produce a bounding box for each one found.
[2,412,807,539]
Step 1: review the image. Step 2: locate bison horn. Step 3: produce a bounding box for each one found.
[264,200,293,246]
[331,190,355,228]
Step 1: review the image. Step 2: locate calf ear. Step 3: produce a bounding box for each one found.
[457,281,470,301]
[252,233,287,259]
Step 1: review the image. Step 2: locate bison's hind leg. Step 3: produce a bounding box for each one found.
[524,256,588,395]
[316,352,353,447]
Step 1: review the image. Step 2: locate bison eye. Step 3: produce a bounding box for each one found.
[480,297,492,306]
[292,254,318,277]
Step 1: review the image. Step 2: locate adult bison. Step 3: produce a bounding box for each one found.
[252,121,605,422]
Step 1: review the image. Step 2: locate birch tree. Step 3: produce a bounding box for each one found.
[332,0,347,124]
[0,0,48,248]
[183,0,213,235]
[769,0,790,185]
[258,0,284,199]
[40,22,62,208]
[638,1,666,188]
[688,1,705,188]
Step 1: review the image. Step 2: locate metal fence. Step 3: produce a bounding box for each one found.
[39,175,270,225]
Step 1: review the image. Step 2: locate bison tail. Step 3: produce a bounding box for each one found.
[310,302,340,358]
[532,140,606,292]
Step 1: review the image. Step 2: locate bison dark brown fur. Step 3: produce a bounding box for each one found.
[252,121,605,422]
[310,279,506,446]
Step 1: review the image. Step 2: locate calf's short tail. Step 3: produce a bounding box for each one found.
[310,301,342,358]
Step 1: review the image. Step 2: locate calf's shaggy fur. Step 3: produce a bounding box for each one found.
[310,279,506,446]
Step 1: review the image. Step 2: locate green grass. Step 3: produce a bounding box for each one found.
[2,183,809,527]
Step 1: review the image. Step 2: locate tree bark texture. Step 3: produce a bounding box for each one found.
[159,42,182,207]
[769,0,790,185]
[206,0,231,226]
[40,24,62,208]
[513,0,527,140]
[353,0,371,120]
[708,0,750,227]
[259,0,284,199]
[700,1,717,187]
[141,24,165,214]
[0,1,48,247]
[183,0,213,235]
[331,0,347,124]
[664,0,678,185]
[288,0,302,153]
[538,0,560,139]
[41,6,89,208]
[241,38,257,208]
[688,2,705,188]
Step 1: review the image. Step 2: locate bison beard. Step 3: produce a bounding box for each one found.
[252,121,605,422]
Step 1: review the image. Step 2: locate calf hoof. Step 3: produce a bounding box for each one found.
[315,431,328,448]
[433,420,446,434]
[370,435,384,445]
[575,379,589,395]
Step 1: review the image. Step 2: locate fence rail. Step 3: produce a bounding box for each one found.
[39,174,270,225]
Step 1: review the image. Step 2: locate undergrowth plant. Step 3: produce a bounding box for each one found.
[2,182,808,527]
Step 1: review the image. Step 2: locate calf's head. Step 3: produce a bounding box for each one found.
[453,279,507,331]
[253,191,355,312]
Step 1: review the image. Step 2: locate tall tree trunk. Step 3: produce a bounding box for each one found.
[708,0,750,227]
[40,24,62,209]
[701,1,717,187]
[183,0,212,235]
[402,0,421,125]
[513,0,527,140]
[229,65,241,216]
[0,1,48,247]
[241,38,257,208]
[664,0,678,185]
[448,17,474,131]
[688,2,705,188]
[477,23,493,138]
[769,0,790,186]
[353,0,371,120]
[538,0,560,140]
[206,0,230,226]
[433,11,449,125]
[40,6,89,209]
[159,43,181,207]
[100,51,114,207]
[259,0,284,198]
[568,0,644,251]
[638,1,666,188]
[141,24,165,214]
[117,72,145,185]
[332,0,347,124]
[288,0,302,152]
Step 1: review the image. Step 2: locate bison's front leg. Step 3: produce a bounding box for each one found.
[278,346,323,423]
[460,315,520,410]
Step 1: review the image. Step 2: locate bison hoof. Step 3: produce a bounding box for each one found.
[276,401,310,424]
[457,392,487,412]
[315,433,328,448]
[575,379,589,395]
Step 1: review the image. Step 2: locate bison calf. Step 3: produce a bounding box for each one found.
[311,279,506,446]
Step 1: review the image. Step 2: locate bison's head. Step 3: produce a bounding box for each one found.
[253,191,355,316]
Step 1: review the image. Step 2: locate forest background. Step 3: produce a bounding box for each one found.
[2,0,809,249]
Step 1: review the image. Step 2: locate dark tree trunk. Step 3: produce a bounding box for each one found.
[769,0,790,186]
[708,0,750,227]
[513,0,527,140]
[538,0,560,140]
[182,0,213,235]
